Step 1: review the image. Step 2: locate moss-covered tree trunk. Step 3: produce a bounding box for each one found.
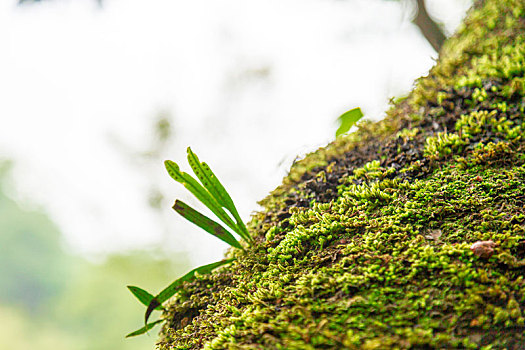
[158,0,525,348]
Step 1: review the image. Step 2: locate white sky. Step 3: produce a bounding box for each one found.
[0,0,471,265]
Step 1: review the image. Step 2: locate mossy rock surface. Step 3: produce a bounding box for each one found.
[158,0,525,348]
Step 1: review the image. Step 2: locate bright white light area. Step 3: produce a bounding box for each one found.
[0,0,470,265]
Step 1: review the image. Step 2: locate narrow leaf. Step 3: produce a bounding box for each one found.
[165,161,218,212]
[187,148,233,210]
[164,160,184,182]
[335,107,364,137]
[186,148,252,242]
[173,200,242,249]
[127,286,164,311]
[200,160,251,242]
[127,286,154,306]
[145,258,235,325]
[126,319,163,338]
[164,160,240,237]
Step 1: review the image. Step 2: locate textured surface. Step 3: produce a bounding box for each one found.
[158,1,525,348]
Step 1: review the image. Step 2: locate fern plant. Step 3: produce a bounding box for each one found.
[126,148,250,337]
[165,147,252,246]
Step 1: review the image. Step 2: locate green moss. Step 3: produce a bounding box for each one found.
[424,132,466,160]
[157,0,525,348]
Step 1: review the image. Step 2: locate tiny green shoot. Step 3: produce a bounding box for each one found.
[335,107,364,137]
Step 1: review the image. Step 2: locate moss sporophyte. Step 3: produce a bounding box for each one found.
[129,0,525,348]
[127,148,249,337]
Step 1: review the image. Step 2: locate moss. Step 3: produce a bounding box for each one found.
[157,0,525,348]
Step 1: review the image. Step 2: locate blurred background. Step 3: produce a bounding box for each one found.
[0,0,470,348]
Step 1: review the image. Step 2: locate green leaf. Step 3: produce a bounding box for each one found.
[127,285,154,306]
[164,160,240,238]
[126,319,163,338]
[187,148,252,242]
[145,258,234,325]
[164,160,218,212]
[187,148,234,211]
[127,285,165,311]
[335,107,364,137]
[173,200,242,249]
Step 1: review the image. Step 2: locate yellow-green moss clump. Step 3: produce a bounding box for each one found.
[157,0,525,348]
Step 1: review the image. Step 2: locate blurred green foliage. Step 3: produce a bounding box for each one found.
[335,107,364,137]
[0,162,189,350]
[0,180,70,311]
